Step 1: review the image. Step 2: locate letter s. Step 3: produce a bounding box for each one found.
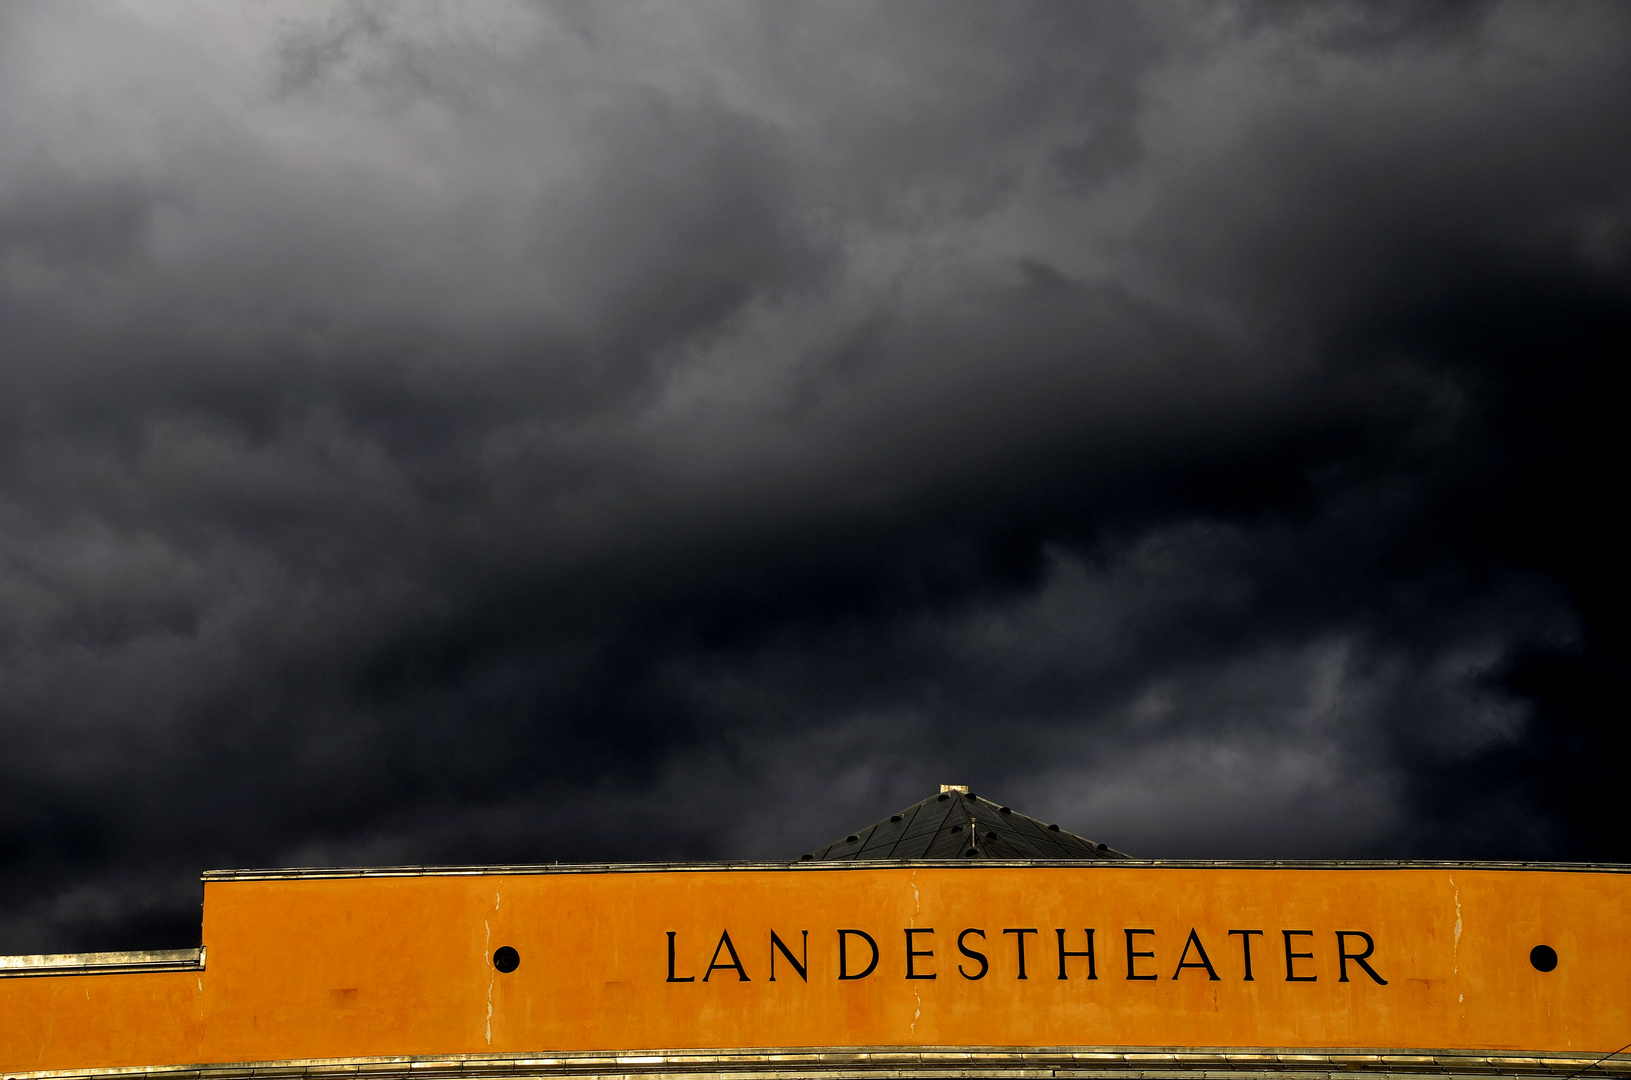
[958,928,989,980]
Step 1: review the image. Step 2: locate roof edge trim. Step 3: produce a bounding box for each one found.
[199,858,1631,881]
[3,1044,1629,1080]
[0,947,204,978]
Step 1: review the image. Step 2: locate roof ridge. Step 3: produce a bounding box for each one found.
[798,789,1129,862]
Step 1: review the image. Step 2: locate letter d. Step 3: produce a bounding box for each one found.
[838,929,880,980]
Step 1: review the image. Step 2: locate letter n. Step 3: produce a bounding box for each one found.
[771,930,808,982]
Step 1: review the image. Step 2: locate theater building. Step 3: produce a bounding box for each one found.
[3,786,1627,1080]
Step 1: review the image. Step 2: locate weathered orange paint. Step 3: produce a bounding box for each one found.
[2,864,1625,1073]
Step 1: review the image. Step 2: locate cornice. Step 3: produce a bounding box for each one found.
[197,860,1631,882]
[7,1046,1631,1080]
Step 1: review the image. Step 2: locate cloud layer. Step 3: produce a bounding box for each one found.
[1,0,1628,951]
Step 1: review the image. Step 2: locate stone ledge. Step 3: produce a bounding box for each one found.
[9,1047,1629,1080]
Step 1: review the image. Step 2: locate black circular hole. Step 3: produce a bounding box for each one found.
[493,946,520,973]
[845,834,859,842]
[938,793,949,801]
[890,815,903,822]
[999,807,1011,814]
[1530,945,1557,972]
[1048,823,1060,831]
[799,853,813,861]
[1096,842,1109,851]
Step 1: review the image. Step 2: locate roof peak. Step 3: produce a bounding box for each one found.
[799,789,1129,862]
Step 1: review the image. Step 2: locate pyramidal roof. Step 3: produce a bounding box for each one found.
[799,785,1129,861]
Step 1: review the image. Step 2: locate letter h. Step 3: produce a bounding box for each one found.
[1057,929,1097,980]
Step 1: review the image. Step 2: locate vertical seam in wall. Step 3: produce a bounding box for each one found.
[485,884,501,1046]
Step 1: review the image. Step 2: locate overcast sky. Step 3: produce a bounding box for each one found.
[1,0,1628,953]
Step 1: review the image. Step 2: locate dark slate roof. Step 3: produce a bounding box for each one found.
[799,787,1129,861]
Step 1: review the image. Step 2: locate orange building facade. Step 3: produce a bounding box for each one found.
[3,859,1629,1080]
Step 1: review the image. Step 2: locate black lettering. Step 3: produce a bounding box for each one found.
[1125,929,1157,980]
[838,929,879,980]
[1056,929,1097,980]
[957,928,989,980]
[667,931,695,982]
[905,928,936,979]
[1336,931,1387,985]
[1227,930,1262,981]
[770,930,808,983]
[1283,930,1316,982]
[1172,928,1220,980]
[1003,928,1038,979]
[703,929,750,982]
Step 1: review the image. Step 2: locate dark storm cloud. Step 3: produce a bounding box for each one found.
[1,1,1628,951]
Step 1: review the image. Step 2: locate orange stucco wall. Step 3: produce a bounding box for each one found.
[1,864,1624,1072]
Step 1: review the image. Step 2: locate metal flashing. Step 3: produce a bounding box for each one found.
[0,947,203,979]
[196,858,1631,882]
[4,1046,1629,1080]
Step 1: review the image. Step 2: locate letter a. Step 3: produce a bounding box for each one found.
[1172,928,1220,980]
[703,930,751,981]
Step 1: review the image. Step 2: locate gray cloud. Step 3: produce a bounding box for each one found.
[0,0,1627,951]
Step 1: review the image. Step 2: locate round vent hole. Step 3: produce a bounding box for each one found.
[1531,945,1558,972]
[492,946,520,973]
